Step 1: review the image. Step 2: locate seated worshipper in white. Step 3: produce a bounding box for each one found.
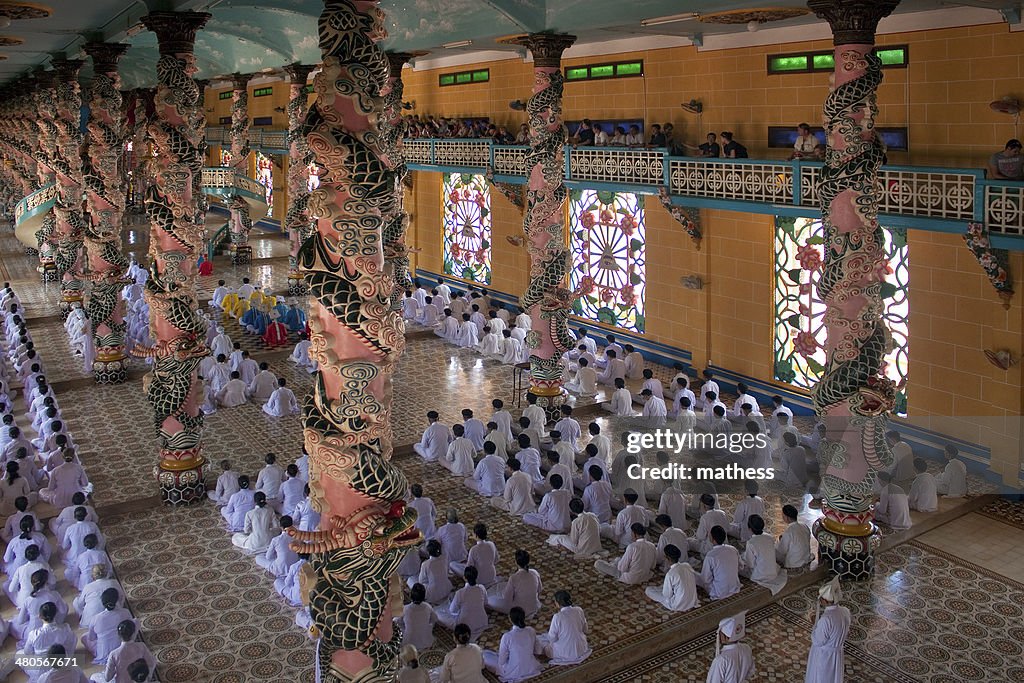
[564,357,597,396]
[488,399,514,443]
[640,388,667,426]
[441,425,477,478]
[278,465,306,517]
[733,402,766,433]
[653,514,689,570]
[622,344,644,380]
[5,515,52,576]
[61,506,104,563]
[21,601,77,661]
[229,342,244,370]
[413,411,453,462]
[746,423,773,471]
[936,444,967,497]
[82,587,136,664]
[738,515,787,595]
[209,460,240,505]
[435,565,489,642]
[535,449,574,496]
[533,591,592,668]
[1,461,38,513]
[452,523,500,587]
[601,377,634,417]
[908,457,938,512]
[595,334,622,368]
[707,611,755,683]
[729,481,766,543]
[487,549,543,618]
[236,351,259,385]
[469,304,487,335]
[637,368,664,400]
[435,309,459,341]
[775,432,809,490]
[221,475,256,532]
[582,466,613,524]
[697,526,742,600]
[401,290,420,321]
[482,607,544,683]
[775,504,812,569]
[290,333,318,373]
[74,565,119,628]
[231,492,279,554]
[408,484,436,540]
[199,380,218,415]
[512,434,543,485]
[210,326,233,358]
[874,471,912,530]
[523,475,571,533]
[67,534,112,591]
[500,329,526,365]
[217,371,249,407]
[595,522,658,585]
[210,280,230,310]
[48,491,94,539]
[464,441,506,498]
[248,362,278,402]
[476,325,502,356]
[436,509,468,567]
[96,620,157,683]
[274,557,306,606]
[455,313,480,348]
[600,489,651,548]
[461,409,487,451]
[659,484,689,531]
[490,459,536,516]
[771,412,800,448]
[3,496,37,543]
[7,545,55,609]
[546,497,602,559]
[483,423,509,461]
[514,307,532,332]
[407,540,452,605]
[417,296,441,327]
[255,453,285,505]
[205,354,231,396]
[255,515,299,578]
[646,544,700,612]
[800,422,827,454]
[13,567,66,643]
[262,378,299,417]
[596,349,626,386]
[399,581,436,651]
[886,430,916,484]
[689,494,730,556]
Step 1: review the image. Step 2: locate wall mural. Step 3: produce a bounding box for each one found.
[255,150,273,216]
[442,172,492,284]
[569,189,646,333]
[773,215,909,416]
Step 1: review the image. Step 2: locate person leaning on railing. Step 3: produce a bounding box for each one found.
[988,139,1024,180]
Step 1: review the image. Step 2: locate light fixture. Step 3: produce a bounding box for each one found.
[442,40,473,49]
[509,99,526,111]
[640,12,699,28]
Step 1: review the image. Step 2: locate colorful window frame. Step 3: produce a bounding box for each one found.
[253,87,273,97]
[442,173,492,284]
[438,69,490,87]
[218,91,232,100]
[768,46,908,74]
[564,60,644,82]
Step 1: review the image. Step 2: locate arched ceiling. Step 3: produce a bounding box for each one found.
[0,0,1013,88]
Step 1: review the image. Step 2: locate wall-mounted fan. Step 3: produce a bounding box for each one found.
[990,96,1021,137]
[681,99,703,114]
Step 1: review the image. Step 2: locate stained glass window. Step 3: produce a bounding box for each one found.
[773,216,909,415]
[442,173,492,284]
[569,189,646,333]
[307,162,320,193]
[255,151,273,216]
[220,148,232,168]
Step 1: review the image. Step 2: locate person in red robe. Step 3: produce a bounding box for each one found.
[262,310,289,348]
[198,256,213,276]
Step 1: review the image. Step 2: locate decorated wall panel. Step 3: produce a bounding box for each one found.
[442,172,492,284]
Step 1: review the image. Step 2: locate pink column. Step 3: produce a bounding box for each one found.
[283,62,316,296]
[381,51,417,309]
[228,72,254,265]
[31,69,60,280]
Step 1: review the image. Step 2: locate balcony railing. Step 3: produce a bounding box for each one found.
[199,167,267,202]
[205,127,288,153]
[14,182,56,225]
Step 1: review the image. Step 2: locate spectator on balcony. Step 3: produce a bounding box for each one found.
[609,126,627,146]
[514,123,530,144]
[592,124,610,146]
[625,125,643,147]
[721,132,748,159]
[648,124,666,148]
[811,144,827,161]
[683,133,720,158]
[988,139,1023,180]
[573,119,595,146]
[454,120,471,138]
[663,123,676,152]
[495,127,515,145]
[789,123,818,160]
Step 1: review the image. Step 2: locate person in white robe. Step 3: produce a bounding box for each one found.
[464,442,506,497]
[277,465,305,517]
[512,435,543,484]
[290,334,317,372]
[729,482,766,543]
[248,363,278,402]
[416,297,441,327]
[623,344,644,380]
[476,326,502,356]
[690,494,730,556]
[82,588,135,665]
[401,583,436,651]
[489,399,514,443]
[523,476,571,533]
[805,577,851,683]
[435,565,489,642]
[536,591,591,665]
[564,357,597,396]
[209,461,240,505]
[205,355,231,396]
[874,472,912,530]
[514,308,532,331]
[413,411,453,462]
[231,493,279,554]
[886,430,916,484]
[908,458,938,512]
[96,620,157,683]
[461,410,487,451]
[641,389,667,426]
[581,467,613,524]
[600,490,650,548]
[935,444,967,497]
[274,558,305,606]
[482,608,543,683]
[255,514,299,577]
[739,515,787,595]
[484,424,509,460]
[490,459,536,516]
[776,505,813,569]
[441,425,477,478]
[401,291,420,321]
[262,379,299,417]
[486,549,542,617]
[500,330,525,365]
[61,508,104,562]
[653,514,689,570]
[596,350,626,386]
[646,544,700,612]
[221,476,255,532]
[435,310,459,341]
[602,378,634,416]
[436,510,468,566]
[236,351,259,385]
[408,541,452,605]
[595,523,658,584]
[217,371,249,408]
[210,327,233,358]
[408,484,436,540]
[546,498,602,559]
[455,314,479,348]
[698,526,742,600]
[658,483,689,529]
[707,611,755,683]
[535,449,573,496]
[255,453,284,504]
[210,281,230,309]
[451,523,500,587]
[22,602,77,662]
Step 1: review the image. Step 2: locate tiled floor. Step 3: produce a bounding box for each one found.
[916,512,1024,585]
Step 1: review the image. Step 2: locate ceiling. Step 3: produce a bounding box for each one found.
[0,0,1015,88]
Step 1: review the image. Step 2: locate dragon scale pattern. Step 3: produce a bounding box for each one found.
[51,64,87,308]
[286,68,315,288]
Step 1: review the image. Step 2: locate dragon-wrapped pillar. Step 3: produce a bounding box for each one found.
[83,42,132,384]
[31,69,60,281]
[807,0,900,581]
[228,72,254,265]
[286,2,419,680]
[284,63,316,296]
[51,58,87,320]
[501,33,577,422]
[381,51,417,311]
[137,10,212,505]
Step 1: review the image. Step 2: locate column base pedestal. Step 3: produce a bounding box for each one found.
[93,354,129,384]
[24,247,38,257]
[40,265,58,282]
[527,387,567,424]
[287,274,307,296]
[813,517,881,581]
[155,450,208,505]
[231,245,252,266]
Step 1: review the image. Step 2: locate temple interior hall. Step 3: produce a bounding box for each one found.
[2,1,1024,682]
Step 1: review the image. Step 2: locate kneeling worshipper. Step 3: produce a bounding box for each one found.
[490,459,536,516]
[408,540,452,605]
[220,289,240,319]
[707,612,755,683]
[96,620,157,683]
[12,568,66,644]
[441,425,477,478]
[477,325,503,356]
[262,309,290,348]
[936,444,967,497]
[249,363,279,402]
[594,523,658,585]
[21,601,77,664]
[646,544,699,612]
[263,378,299,417]
[401,583,437,652]
[210,327,233,358]
[402,290,419,321]
[486,549,543,618]
[456,313,480,348]
[413,411,453,462]
[738,515,787,595]
[290,333,318,373]
[39,451,91,509]
[500,329,526,365]
[434,565,489,642]
[221,476,256,532]
[217,371,250,408]
[82,588,136,664]
[283,300,307,333]
[75,565,121,632]
[255,514,299,578]
[805,577,851,683]
[482,607,544,683]
[231,492,279,554]
[536,591,591,666]
[523,475,571,532]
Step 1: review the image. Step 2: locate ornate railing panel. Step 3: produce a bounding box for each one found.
[433,139,491,168]
[985,182,1024,236]
[570,147,665,185]
[199,167,267,202]
[260,130,287,150]
[14,183,57,225]
[493,144,529,176]
[403,139,433,164]
[670,158,793,204]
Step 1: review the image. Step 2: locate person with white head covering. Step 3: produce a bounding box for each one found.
[804,577,851,682]
[210,327,233,358]
[707,611,754,683]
